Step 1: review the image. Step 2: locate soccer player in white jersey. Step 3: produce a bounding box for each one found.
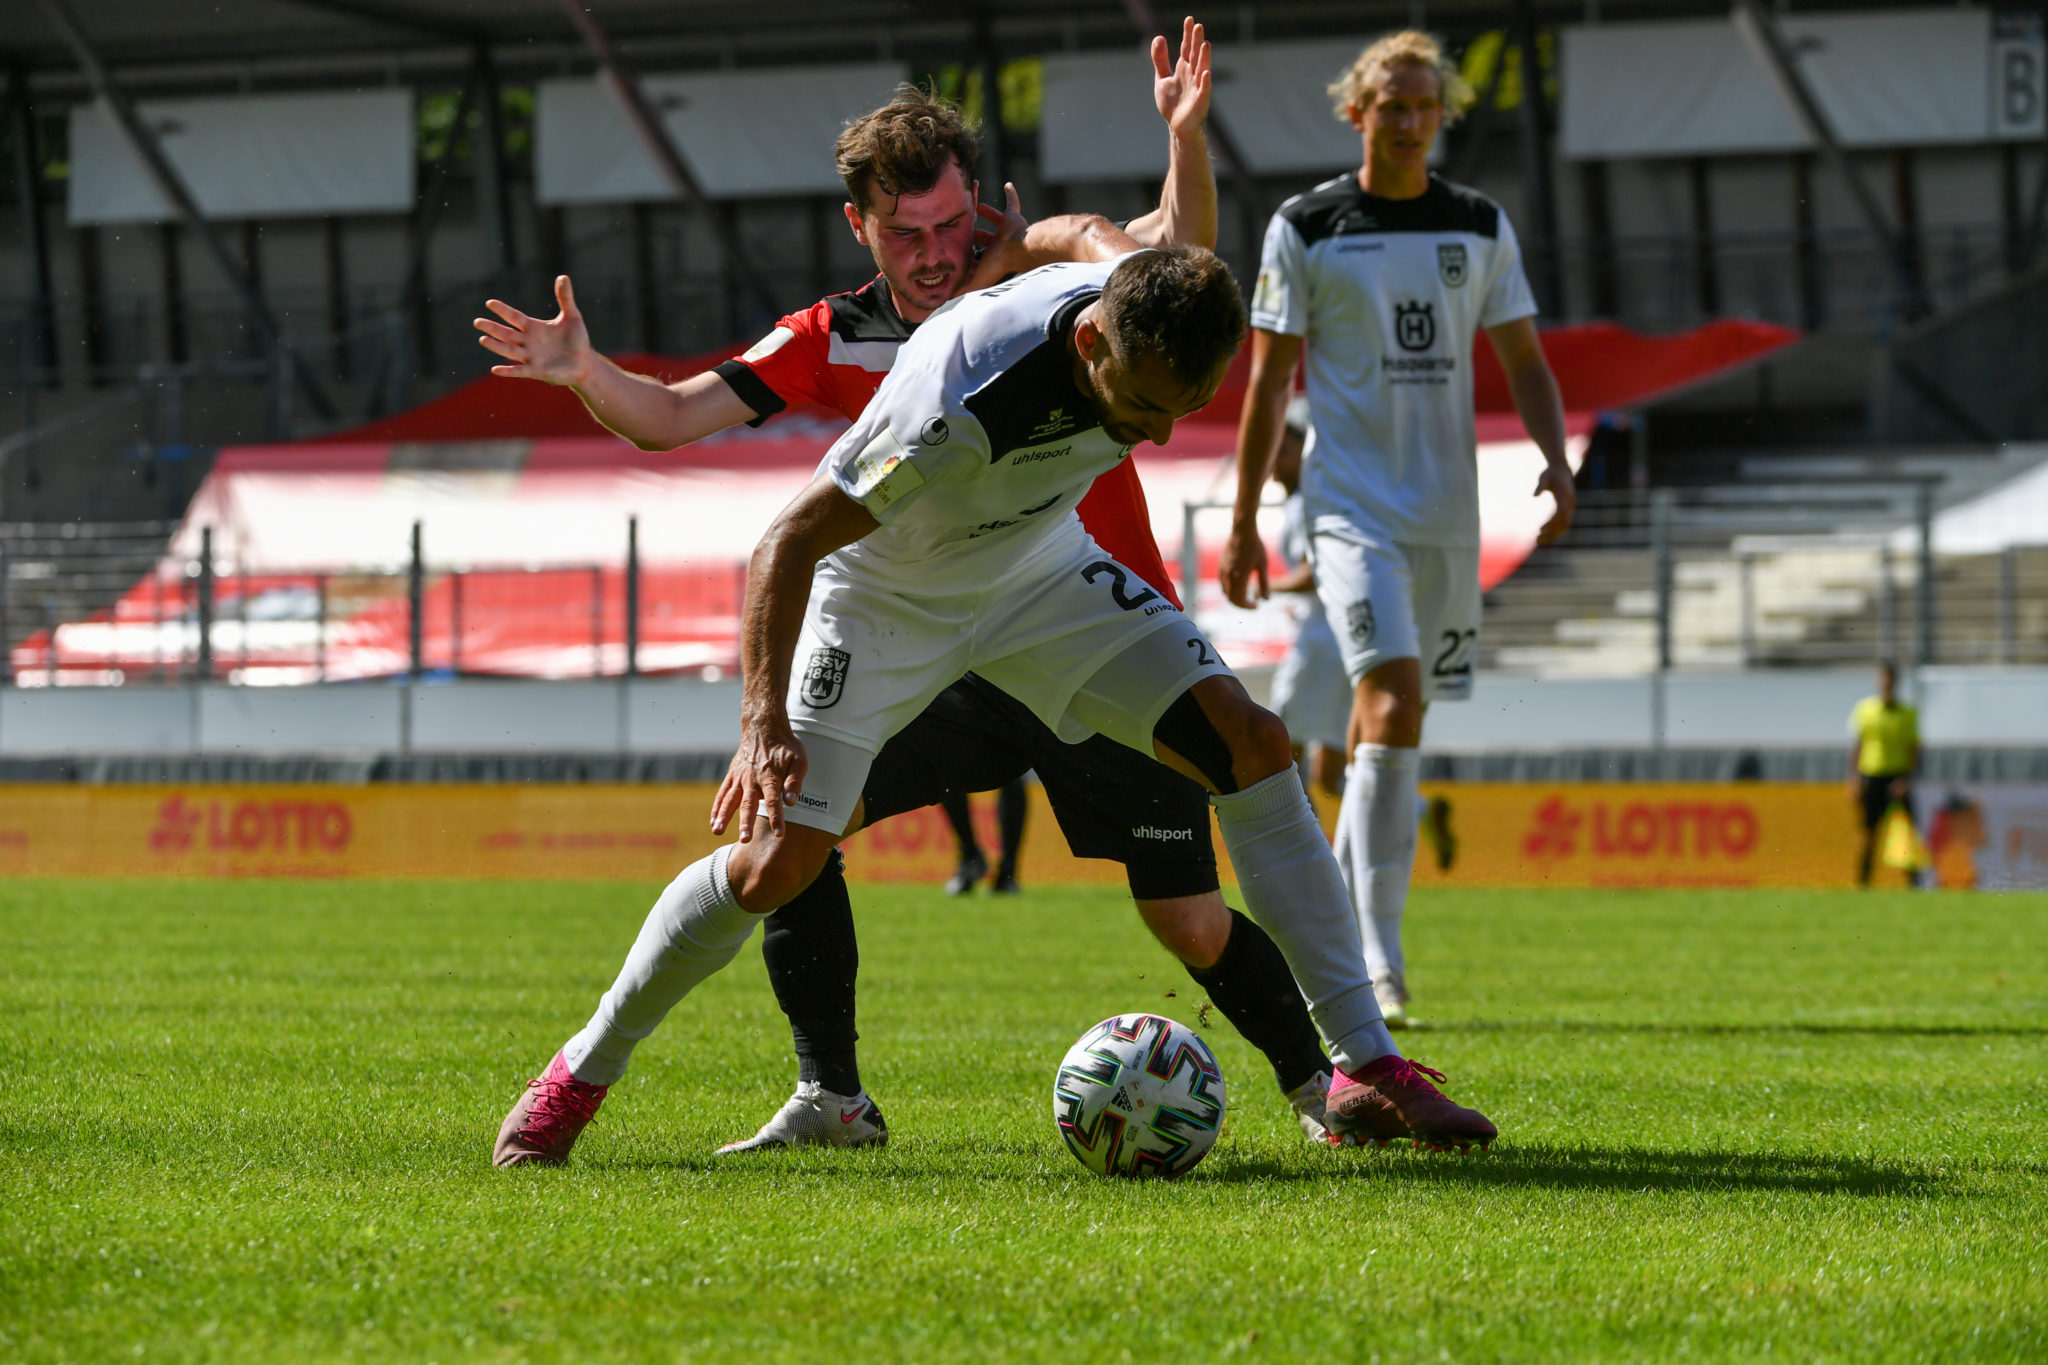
[499,246,1500,1162]
[1221,31,1575,1023]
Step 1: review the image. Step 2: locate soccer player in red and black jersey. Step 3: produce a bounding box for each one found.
[478,22,1339,1165]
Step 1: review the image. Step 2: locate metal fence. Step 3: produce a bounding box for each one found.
[1482,487,2048,675]
[0,518,750,686]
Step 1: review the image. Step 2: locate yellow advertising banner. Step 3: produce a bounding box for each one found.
[0,781,1866,888]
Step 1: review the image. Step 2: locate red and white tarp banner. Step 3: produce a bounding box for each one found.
[16,323,1796,685]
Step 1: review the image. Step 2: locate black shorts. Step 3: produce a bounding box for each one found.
[861,673,1218,901]
[1859,773,1911,831]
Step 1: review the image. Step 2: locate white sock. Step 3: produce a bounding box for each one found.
[1212,770,1398,1073]
[1334,744,1419,988]
[561,846,759,1085]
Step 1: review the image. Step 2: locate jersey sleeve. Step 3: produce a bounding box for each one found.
[825,361,988,524]
[712,302,835,426]
[1479,215,1540,329]
[1249,213,1310,337]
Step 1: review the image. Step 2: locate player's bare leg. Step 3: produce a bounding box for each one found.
[1332,657,1423,1027]
[1150,673,1493,1151]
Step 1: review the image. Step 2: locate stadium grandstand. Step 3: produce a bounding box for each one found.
[1,0,2045,885]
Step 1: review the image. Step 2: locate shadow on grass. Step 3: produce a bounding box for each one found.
[1206,1142,1960,1196]
[587,1139,1990,1200]
[1435,1019,2047,1039]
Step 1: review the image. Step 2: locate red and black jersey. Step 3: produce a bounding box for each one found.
[713,275,1182,609]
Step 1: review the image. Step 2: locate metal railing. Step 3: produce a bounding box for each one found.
[0,518,748,687]
[1177,481,2048,680]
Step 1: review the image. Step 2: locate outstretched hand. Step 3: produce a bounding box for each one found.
[1151,16,1212,139]
[966,183,1028,293]
[474,274,593,388]
[1534,464,1578,545]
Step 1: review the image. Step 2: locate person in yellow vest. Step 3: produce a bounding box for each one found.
[1847,662,1920,887]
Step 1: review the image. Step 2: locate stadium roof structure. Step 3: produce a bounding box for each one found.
[11,0,1914,89]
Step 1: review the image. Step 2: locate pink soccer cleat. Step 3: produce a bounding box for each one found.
[493,1052,608,1168]
[1325,1055,1497,1153]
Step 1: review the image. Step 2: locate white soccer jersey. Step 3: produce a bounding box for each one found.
[1251,173,1536,548]
[819,257,1140,595]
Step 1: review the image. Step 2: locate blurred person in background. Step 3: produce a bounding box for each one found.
[1849,661,1920,888]
[939,780,1027,895]
[1221,30,1567,1027]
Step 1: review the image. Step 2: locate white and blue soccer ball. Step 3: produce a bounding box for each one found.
[1053,1013,1226,1178]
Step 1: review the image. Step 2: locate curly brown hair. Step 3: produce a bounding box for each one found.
[835,84,980,211]
[1099,246,1247,386]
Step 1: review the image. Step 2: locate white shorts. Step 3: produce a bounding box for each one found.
[782,533,1233,834]
[1309,527,1480,704]
[1269,607,1352,752]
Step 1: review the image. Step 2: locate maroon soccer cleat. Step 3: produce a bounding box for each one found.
[1324,1055,1497,1153]
[494,1052,608,1168]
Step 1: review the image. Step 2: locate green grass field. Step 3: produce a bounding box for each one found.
[3,876,2043,1362]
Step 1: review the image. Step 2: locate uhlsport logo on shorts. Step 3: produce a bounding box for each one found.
[1438,242,1468,286]
[1346,602,1377,648]
[801,647,851,709]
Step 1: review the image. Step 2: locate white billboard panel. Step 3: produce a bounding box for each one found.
[1563,9,2041,159]
[68,89,415,225]
[1041,40,1369,182]
[536,63,905,204]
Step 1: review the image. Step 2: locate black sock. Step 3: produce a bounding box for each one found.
[760,849,863,1096]
[994,778,1027,881]
[939,790,981,863]
[1185,908,1331,1095]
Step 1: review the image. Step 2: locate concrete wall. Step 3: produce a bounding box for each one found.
[0,668,2039,757]
[0,677,743,756]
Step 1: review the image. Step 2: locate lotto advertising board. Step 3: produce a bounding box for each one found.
[0,781,1910,889]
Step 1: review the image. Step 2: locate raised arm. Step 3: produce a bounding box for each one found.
[1486,316,1576,546]
[476,275,755,452]
[711,476,881,840]
[1124,16,1216,249]
[1220,329,1304,609]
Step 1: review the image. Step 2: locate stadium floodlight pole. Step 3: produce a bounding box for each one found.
[31,0,336,424]
[1116,0,1266,260]
[1730,0,1932,321]
[555,0,780,321]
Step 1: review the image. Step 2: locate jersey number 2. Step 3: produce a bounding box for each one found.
[1432,629,1476,678]
[1082,561,1159,612]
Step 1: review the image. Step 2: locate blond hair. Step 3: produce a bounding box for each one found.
[1328,30,1475,124]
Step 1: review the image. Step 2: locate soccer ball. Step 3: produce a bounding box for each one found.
[1052,1013,1226,1178]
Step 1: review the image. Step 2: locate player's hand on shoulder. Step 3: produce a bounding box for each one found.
[475,274,594,389]
[713,713,809,841]
[1218,523,1270,609]
[966,184,1029,293]
[1152,16,1212,138]
[1534,464,1578,546]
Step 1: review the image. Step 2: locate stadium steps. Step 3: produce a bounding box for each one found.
[1,522,179,670]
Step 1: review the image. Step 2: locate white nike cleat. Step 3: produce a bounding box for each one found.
[1374,971,1411,1030]
[1287,1069,1333,1145]
[717,1081,889,1154]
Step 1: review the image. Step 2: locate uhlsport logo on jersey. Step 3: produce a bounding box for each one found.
[801,647,851,709]
[1394,300,1436,352]
[1346,601,1377,648]
[1438,243,1468,286]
